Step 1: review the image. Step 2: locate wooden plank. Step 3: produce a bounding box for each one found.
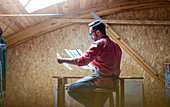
[0,22,14,35]
[2,0,25,29]
[74,0,80,11]
[105,23,165,88]
[105,20,170,25]
[120,79,125,107]
[85,0,92,9]
[51,18,94,23]
[12,0,37,28]
[66,1,170,19]
[116,85,119,107]
[93,2,170,17]
[51,18,170,25]
[12,0,37,26]
[52,76,60,78]
[61,78,66,107]
[4,1,170,48]
[5,21,72,48]
[91,0,98,6]
[57,78,64,107]
[53,3,60,14]
[68,0,76,11]
[108,0,114,3]
[63,76,83,79]
[109,93,114,107]
[94,92,101,107]
[61,1,69,13]
[56,2,64,13]
[53,76,143,79]
[97,0,103,5]
[80,0,86,9]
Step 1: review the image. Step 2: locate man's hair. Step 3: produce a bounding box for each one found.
[88,20,106,35]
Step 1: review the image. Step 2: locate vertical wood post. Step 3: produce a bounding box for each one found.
[120,79,124,107]
[57,78,65,107]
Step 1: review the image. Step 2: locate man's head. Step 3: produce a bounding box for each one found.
[88,20,106,41]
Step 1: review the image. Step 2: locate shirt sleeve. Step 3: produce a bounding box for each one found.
[74,42,103,66]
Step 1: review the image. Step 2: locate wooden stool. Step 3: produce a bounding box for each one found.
[93,87,119,107]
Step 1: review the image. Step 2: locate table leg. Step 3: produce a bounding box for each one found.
[61,78,66,107]
[57,78,65,107]
[120,79,124,107]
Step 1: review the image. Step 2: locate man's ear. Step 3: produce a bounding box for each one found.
[96,30,100,35]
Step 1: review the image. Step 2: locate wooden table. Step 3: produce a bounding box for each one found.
[52,76,144,107]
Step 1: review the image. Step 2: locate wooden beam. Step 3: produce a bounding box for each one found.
[5,22,73,48]
[4,1,170,48]
[105,23,165,88]
[51,18,170,25]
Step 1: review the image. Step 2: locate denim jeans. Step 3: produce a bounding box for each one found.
[67,81,109,107]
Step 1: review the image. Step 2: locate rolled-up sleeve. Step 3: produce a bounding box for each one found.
[74,42,102,66]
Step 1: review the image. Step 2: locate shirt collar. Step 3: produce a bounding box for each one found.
[98,35,109,40]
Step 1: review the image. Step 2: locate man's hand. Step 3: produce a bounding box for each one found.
[57,57,75,65]
[57,58,64,64]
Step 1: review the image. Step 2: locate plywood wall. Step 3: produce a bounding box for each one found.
[5,7,170,107]
[102,7,170,107]
[6,23,93,107]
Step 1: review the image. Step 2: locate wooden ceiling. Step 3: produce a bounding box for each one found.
[0,0,170,48]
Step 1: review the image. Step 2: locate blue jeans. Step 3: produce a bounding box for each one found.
[67,81,109,107]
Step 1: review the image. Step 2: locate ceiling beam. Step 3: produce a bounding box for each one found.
[51,18,170,25]
[4,0,170,48]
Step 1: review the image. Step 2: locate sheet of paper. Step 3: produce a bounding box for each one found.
[64,49,94,70]
[57,53,73,70]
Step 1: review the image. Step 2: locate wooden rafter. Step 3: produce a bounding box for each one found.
[51,18,170,25]
[4,0,170,48]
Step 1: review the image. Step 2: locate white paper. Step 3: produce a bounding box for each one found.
[64,49,94,70]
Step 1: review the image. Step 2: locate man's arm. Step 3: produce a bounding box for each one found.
[57,58,76,65]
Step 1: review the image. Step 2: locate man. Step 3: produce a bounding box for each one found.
[57,20,122,107]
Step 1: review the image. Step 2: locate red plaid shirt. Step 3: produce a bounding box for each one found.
[74,36,122,88]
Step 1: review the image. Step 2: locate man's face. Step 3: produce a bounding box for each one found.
[89,28,98,41]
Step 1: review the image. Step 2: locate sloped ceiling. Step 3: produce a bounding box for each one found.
[0,0,170,48]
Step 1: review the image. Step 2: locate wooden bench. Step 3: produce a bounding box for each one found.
[52,76,144,107]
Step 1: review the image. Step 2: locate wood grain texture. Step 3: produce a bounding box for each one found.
[51,18,170,25]
[4,0,170,48]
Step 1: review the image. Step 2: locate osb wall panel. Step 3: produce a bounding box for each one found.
[6,24,92,107]
[102,7,170,107]
[5,7,170,107]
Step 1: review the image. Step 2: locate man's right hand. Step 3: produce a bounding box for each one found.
[57,58,75,65]
[57,58,64,64]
